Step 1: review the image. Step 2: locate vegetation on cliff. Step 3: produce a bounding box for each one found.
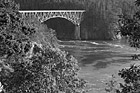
[0,0,87,93]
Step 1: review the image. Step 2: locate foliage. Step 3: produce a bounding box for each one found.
[105,0,140,93]
[14,0,87,10]
[118,14,140,50]
[0,0,87,93]
[117,0,140,50]
[118,64,140,93]
[81,0,137,40]
[1,42,87,93]
[105,1,140,93]
[22,16,59,48]
[135,0,140,6]
[105,64,140,93]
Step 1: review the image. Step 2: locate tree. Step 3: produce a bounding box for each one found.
[117,0,140,59]
[105,1,140,93]
[0,0,87,93]
[14,0,87,10]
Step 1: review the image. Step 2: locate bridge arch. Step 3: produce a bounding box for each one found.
[44,17,75,40]
[43,16,78,26]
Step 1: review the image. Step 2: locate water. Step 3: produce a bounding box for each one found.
[58,40,140,93]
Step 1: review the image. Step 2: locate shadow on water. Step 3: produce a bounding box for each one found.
[92,58,132,70]
[60,40,134,69]
[81,51,132,69]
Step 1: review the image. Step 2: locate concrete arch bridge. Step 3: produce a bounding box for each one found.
[19,10,85,39]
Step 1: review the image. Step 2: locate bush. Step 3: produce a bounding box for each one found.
[105,64,140,93]
[22,16,59,48]
[0,0,87,93]
[118,64,140,93]
[1,42,87,93]
[117,0,140,51]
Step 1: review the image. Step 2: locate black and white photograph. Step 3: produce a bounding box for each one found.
[0,0,140,93]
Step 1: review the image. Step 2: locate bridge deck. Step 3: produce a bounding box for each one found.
[19,10,85,13]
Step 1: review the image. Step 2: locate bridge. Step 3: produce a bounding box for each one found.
[19,10,85,39]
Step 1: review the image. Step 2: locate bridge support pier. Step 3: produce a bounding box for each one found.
[75,25,81,40]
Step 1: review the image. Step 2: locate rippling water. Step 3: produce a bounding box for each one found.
[59,40,132,67]
[58,40,140,93]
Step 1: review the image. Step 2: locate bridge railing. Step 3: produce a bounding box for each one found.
[19,10,85,13]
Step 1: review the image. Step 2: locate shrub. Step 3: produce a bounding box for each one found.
[105,64,140,93]
[117,0,140,51]
[118,64,140,93]
[22,16,59,48]
[1,42,87,93]
[0,0,87,93]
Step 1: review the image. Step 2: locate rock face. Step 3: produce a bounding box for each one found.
[15,0,137,40]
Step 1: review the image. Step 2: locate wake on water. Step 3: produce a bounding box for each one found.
[58,40,125,49]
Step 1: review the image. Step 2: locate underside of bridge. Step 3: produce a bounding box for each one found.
[44,18,76,40]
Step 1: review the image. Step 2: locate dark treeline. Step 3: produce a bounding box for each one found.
[81,0,138,40]
[14,0,87,10]
[15,0,138,40]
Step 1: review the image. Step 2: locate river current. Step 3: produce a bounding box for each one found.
[58,40,140,93]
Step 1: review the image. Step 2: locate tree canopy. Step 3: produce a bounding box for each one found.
[117,0,140,50]
[14,0,87,10]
